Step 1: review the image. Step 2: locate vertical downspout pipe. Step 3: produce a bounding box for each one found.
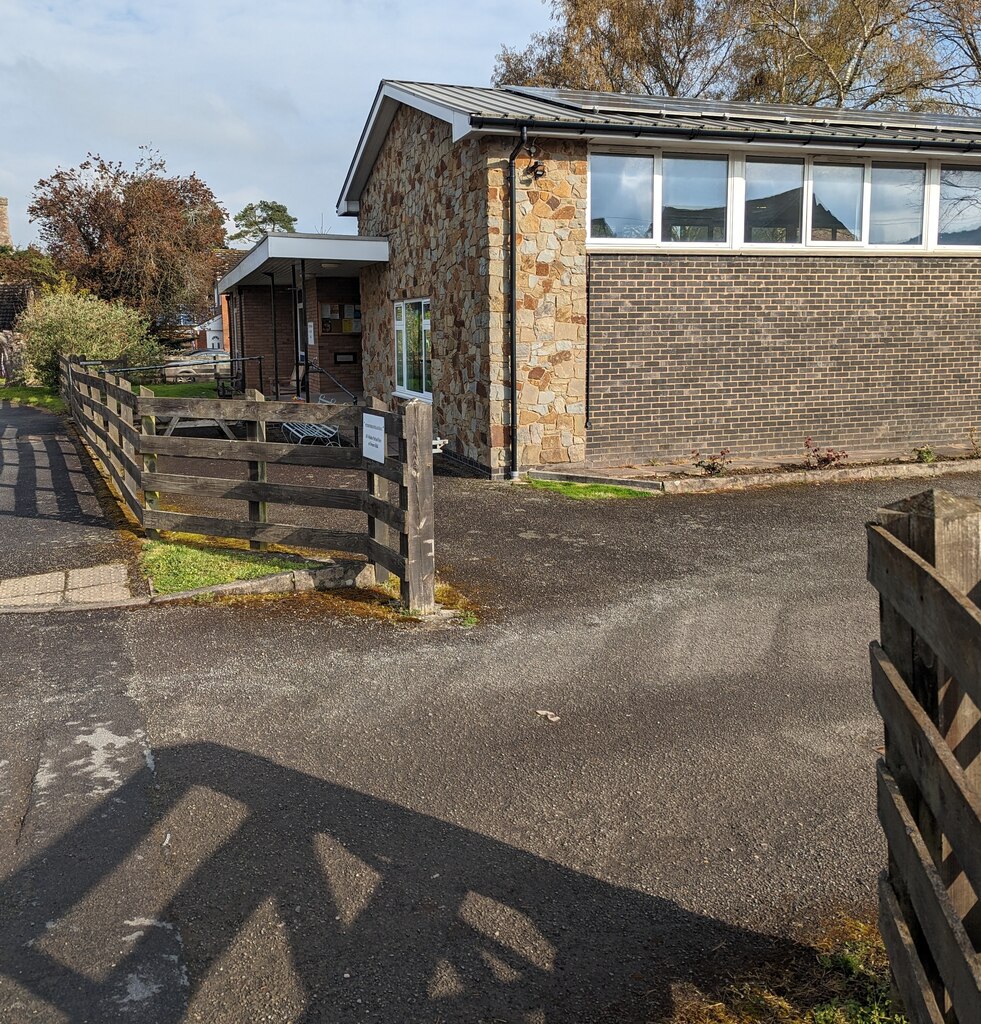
[291,263,301,398]
[300,259,310,402]
[265,272,280,400]
[507,126,528,481]
[236,288,247,390]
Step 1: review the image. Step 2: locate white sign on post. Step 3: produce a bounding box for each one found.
[362,413,386,464]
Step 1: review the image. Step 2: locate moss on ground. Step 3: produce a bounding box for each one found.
[672,917,906,1024]
[526,478,657,500]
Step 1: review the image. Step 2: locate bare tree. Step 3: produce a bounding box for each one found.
[495,0,969,109]
[494,0,749,98]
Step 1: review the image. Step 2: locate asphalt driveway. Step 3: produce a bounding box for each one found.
[0,401,132,580]
[3,446,976,1022]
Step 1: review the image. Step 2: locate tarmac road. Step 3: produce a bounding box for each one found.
[3,431,977,1021]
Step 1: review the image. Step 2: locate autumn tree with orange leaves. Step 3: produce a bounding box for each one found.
[29,149,227,332]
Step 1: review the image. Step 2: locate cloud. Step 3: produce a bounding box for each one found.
[2,0,552,243]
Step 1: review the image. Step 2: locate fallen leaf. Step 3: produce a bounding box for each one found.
[535,710,560,723]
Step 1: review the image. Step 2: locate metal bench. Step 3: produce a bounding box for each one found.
[281,395,341,446]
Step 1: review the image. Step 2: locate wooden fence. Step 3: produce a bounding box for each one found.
[60,357,436,612]
[867,489,981,1024]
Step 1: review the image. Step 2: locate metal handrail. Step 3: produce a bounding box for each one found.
[307,363,359,404]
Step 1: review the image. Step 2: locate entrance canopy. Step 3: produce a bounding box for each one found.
[216,232,389,291]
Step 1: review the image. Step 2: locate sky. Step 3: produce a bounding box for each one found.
[0,0,553,246]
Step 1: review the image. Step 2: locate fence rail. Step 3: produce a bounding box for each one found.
[60,356,435,611]
[866,490,981,1024]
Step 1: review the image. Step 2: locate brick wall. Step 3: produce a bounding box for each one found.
[587,254,981,464]
[233,286,302,397]
[313,278,362,395]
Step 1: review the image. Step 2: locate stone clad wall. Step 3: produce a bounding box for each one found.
[358,105,495,469]
[358,108,589,476]
[484,140,589,472]
[0,283,31,383]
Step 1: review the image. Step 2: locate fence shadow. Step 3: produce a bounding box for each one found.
[0,741,811,1023]
[0,428,108,528]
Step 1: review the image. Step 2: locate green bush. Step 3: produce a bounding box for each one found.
[16,291,161,388]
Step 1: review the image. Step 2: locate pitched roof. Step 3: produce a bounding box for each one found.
[338,81,981,214]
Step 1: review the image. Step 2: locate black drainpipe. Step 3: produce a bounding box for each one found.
[290,263,301,398]
[265,271,280,400]
[507,126,529,481]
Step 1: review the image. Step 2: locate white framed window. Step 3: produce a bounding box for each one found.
[587,149,980,252]
[938,164,981,245]
[661,153,729,243]
[394,298,431,400]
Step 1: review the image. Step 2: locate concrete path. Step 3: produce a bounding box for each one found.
[0,563,130,607]
[0,401,135,604]
[3,428,979,1020]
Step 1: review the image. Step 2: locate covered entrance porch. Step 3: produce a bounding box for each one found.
[217,233,389,402]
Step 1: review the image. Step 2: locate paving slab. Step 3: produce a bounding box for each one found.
[0,571,65,599]
[0,563,132,610]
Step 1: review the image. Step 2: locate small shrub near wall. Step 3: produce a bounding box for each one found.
[16,291,161,388]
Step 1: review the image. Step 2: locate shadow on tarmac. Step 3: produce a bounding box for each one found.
[0,741,815,1022]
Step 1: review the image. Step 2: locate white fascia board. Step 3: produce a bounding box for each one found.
[336,81,476,214]
[216,236,271,294]
[264,234,389,264]
[217,234,389,292]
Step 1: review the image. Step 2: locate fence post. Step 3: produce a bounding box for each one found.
[138,385,160,541]
[400,399,435,613]
[244,388,268,551]
[366,396,390,585]
[875,488,981,1003]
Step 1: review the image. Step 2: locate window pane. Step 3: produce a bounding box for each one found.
[870,163,924,245]
[589,155,653,238]
[811,163,863,242]
[938,166,981,245]
[404,301,424,394]
[662,154,728,242]
[394,315,405,389]
[745,158,803,243]
[421,313,431,394]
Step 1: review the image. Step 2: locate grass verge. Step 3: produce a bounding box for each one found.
[526,478,656,500]
[673,917,905,1024]
[139,539,321,594]
[146,381,219,398]
[0,385,66,414]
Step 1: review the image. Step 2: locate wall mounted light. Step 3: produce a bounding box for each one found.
[527,161,547,179]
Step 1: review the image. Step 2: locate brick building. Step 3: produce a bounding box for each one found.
[220,83,981,476]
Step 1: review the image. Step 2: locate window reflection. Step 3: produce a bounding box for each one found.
[589,155,653,238]
[744,159,803,243]
[938,166,981,245]
[811,164,863,242]
[662,155,728,242]
[869,163,925,245]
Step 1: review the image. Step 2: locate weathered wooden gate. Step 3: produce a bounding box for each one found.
[867,489,981,1024]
